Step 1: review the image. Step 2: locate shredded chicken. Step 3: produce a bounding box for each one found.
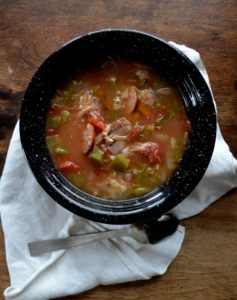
[138,89,156,106]
[129,142,160,163]
[95,118,132,146]
[106,140,127,155]
[74,90,100,119]
[109,118,132,137]
[77,105,97,119]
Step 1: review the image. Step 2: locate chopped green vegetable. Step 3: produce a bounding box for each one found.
[170,100,182,113]
[155,111,175,127]
[132,187,151,197]
[46,116,62,129]
[52,81,83,106]
[111,154,130,171]
[67,174,85,188]
[46,135,68,155]
[46,135,60,152]
[153,100,162,109]
[136,162,148,173]
[62,80,82,98]
[60,110,70,123]
[174,141,185,162]
[54,146,69,155]
[139,127,153,140]
[52,96,64,105]
[89,147,104,165]
[135,172,151,186]
[153,76,166,89]
[135,164,161,187]
[46,110,70,129]
[109,77,117,92]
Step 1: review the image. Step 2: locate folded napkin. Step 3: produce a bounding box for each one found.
[0,43,237,300]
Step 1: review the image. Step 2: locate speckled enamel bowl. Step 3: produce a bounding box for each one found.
[20,29,216,224]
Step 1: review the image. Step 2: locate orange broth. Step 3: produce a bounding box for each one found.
[46,59,190,199]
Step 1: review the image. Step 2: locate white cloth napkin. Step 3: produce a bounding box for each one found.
[0,43,237,300]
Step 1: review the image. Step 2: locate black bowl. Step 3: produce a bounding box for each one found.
[20,29,216,224]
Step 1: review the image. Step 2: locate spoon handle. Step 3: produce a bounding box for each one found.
[28,214,179,257]
[28,227,133,257]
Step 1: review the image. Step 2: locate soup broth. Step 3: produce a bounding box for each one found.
[46,59,190,200]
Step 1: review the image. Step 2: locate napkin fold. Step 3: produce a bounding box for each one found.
[0,43,237,300]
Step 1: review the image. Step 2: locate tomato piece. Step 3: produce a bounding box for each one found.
[47,128,57,136]
[88,111,105,131]
[129,126,141,141]
[49,103,61,115]
[82,123,95,153]
[59,161,80,172]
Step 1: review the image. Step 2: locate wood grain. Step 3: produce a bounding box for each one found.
[0,0,237,299]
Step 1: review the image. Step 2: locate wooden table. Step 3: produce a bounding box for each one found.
[1,1,237,299]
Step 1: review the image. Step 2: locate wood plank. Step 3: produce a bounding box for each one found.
[0,0,237,299]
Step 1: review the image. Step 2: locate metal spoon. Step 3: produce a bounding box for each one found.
[28,213,179,257]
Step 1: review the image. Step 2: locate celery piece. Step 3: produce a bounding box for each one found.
[46,135,60,152]
[89,147,104,165]
[136,162,148,173]
[175,141,184,162]
[155,111,175,127]
[111,154,130,171]
[135,172,151,186]
[46,135,68,155]
[153,76,166,89]
[109,77,117,92]
[46,110,70,129]
[67,174,85,188]
[153,100,161,109]
[46,115,62,129]
[52,96,71,107]
[63,80,82,98]
[171,100,181,113]
[52,96,64,105]
[60,110,70,123]
[139,127,152,140]
[52,81,83,106]
[132,187,151,197]
[54,146,68,155]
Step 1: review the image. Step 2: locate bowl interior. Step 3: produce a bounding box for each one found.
[20,29,216,224]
